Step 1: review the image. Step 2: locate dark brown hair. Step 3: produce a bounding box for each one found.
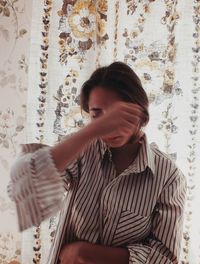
[80,61,149,127]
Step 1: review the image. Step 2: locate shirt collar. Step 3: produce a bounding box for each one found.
[97,133,155,176]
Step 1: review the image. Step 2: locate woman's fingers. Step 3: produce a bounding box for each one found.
[89,101,146,139]
[122,112,141,126]
[118,103,146,123]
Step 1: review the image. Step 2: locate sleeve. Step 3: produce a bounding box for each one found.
[126,167,187,264]
[7,137,82,232]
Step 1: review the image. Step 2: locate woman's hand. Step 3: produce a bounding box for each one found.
[59,241,129,264]
[59,241,88,264]
[87,101,145,140]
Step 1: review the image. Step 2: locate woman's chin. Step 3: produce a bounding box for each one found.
[103,137,127,148]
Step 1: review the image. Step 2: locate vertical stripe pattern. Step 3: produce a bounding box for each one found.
[7,133,186,264]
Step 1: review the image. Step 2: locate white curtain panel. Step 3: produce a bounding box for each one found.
[21,0,200,263]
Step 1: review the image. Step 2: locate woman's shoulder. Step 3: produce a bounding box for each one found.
[150,142,174,161]
[149,141,186,184]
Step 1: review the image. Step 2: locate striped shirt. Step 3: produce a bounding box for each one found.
[7,133,186,264]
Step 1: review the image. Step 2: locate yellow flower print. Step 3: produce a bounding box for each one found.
[96,13,106,37]
[131,30,139,38]
[98,0,107,15]
[69,69,79,77]
[57,10,63,17]
[68,0,96,40]
[63,106,89,129]
[135,58,158,70]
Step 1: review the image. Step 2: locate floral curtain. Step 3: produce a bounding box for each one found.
[0,0,32,263]
[1,0,200,263]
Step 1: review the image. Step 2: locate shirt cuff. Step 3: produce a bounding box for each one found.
[8,146,65,231]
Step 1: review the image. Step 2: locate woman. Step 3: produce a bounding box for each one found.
[8,62,186,264]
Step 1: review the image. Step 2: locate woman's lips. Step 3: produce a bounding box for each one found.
[107,136,120,140]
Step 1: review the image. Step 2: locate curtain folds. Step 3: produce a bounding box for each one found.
[22,0,200,263]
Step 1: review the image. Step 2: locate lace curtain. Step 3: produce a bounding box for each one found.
[3,0,200,263]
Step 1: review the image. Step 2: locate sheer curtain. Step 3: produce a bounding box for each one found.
[21,0,200,263]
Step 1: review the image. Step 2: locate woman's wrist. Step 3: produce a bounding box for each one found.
[82,122,99,141]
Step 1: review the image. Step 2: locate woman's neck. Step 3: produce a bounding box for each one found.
[110,140,141,163]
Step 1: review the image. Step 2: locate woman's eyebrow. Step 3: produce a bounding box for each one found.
[89,107,102,111]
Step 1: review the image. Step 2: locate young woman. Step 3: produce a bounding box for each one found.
[8,62,186,264]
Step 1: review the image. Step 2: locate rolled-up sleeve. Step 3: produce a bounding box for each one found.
[126,168,187,264]
[7,143,80,232]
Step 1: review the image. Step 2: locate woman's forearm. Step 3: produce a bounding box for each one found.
[82,243,129,264]
[51,124,96,173]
